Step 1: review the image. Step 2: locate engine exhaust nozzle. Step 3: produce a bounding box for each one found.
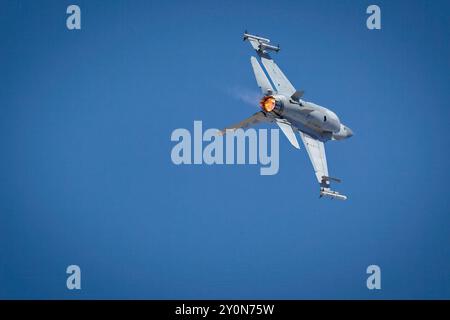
[259,96,276,112]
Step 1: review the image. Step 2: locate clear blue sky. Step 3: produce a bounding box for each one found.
[1,0,449,299]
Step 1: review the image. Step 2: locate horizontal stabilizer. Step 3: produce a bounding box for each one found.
[275,118,300,149]
[218,111,271,136]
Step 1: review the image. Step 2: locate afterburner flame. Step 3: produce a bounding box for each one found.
[260,96,276,112]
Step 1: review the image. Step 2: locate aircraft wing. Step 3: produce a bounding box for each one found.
[299,131,348,200]
[299,132,328,184]
[250,56,274,95]
[260,57,296,97]
[244,32,297,97]
[218,111,272,135]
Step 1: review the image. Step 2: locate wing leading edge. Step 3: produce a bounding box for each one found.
[299,132,347,200]
[299,132,328,183]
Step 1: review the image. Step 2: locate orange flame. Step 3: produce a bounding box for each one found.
[260,96,276,112]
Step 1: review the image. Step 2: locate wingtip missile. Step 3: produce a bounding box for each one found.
[320,188,348,201]
[243,31,271,43]
[260,42,280,53]
[243,31,280,53]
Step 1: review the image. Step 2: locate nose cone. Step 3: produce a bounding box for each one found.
[346,127,354,138]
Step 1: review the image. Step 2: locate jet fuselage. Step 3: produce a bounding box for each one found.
[269,94,353,142]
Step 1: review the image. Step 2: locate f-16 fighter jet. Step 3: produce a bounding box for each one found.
[220,32,353,200]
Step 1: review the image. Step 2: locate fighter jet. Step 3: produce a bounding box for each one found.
[220,32,353,200]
